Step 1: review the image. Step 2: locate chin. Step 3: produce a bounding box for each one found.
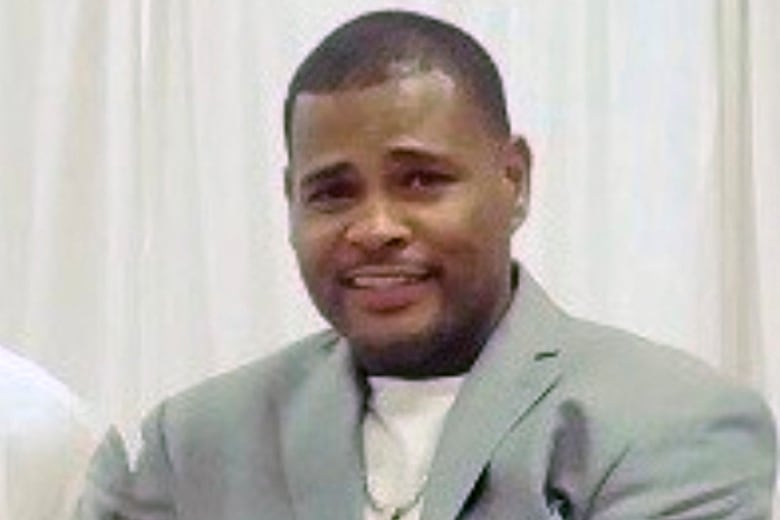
[345,315,480,377]
[347,326,434,354]
[345,326,440,373]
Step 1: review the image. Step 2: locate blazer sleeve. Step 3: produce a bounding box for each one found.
[587,385,777,519]
[75,406,177,520]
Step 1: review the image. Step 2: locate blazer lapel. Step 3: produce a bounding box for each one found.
[422,271,564,520]
[281,339,366,520]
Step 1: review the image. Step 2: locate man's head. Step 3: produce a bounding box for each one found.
[285,10,531,378]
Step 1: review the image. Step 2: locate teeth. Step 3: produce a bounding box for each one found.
[350,274,423,288]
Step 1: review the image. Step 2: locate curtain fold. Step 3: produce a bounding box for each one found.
[714,0,762,387]
[748,0,780,445]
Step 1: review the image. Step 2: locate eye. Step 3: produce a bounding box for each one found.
[402,169,455,192]
[303,179,359,212]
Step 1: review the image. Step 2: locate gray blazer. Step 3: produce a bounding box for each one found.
[79,272,776,519]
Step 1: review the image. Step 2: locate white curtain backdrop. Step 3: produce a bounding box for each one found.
[1,0,778,504]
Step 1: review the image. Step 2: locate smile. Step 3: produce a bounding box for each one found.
[341,265,433,289]
[340,265,436,312]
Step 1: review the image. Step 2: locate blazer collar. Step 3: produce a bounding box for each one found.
[281,337,366,520]
[421,267,564,520]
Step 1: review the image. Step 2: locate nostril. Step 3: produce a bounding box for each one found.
[384,236,407,249]
[344,216,411,251]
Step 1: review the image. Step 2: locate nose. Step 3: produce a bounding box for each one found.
[344,198,411,252]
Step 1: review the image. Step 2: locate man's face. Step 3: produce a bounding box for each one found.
[287,70,524,377]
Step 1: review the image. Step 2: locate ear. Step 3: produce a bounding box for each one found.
[283,165,294,201]
[284,165,297,249]
[501,134,532,230]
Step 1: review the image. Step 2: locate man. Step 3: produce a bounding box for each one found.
[79,10,776,519]
[0,345,96,520]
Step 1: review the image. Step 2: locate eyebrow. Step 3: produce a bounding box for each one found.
[297,162,351,192]
[388,145,441,161]
[385,146,459,171]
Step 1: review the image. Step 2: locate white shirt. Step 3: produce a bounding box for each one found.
[0,347,96,520]
[363,375,463,520]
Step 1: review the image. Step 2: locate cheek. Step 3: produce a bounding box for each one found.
[473,184,516,252]
[290,222,325,271]
[291,219,345,278]
[421,189,514,253]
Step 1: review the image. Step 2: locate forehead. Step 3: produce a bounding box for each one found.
[289,71,497,169]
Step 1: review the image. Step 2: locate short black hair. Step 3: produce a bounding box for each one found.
[283,10,510,154]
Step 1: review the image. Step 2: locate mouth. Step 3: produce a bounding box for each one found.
[339,264,437,312]
[341,264,434,289]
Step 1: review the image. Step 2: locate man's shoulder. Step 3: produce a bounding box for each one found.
[560,316,727,385]
[514,270,755,404]
[554,315,771,429]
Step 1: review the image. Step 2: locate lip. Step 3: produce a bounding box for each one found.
[339,264,437,312]
[341,264,432,287]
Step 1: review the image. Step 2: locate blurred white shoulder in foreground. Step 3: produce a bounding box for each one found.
[0,346,97,520]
